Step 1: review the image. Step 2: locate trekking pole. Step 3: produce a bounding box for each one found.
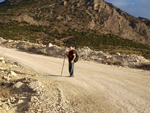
[61,48,66,76]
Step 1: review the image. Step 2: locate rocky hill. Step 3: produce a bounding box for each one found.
[0,0,150,46]
[138,17,150,27]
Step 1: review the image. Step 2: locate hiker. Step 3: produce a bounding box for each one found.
[65,45,76,77]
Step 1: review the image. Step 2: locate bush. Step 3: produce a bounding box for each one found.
[0,21,149,59]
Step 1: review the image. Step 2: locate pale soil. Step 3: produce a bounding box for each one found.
[0,46,150,113]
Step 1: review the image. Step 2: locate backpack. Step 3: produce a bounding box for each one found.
[74,51,79,63]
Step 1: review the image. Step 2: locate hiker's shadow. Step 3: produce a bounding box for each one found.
[46,74,69,78]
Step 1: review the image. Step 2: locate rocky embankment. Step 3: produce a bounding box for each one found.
[0,57,46,113]
[0,37,150,70]
[0,56,74,113]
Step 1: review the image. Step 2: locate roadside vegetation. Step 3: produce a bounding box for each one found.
[0,22,150,59]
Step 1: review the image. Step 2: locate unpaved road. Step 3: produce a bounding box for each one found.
[0,46,150,113]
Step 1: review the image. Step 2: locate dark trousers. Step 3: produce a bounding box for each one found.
[69,62,74,76]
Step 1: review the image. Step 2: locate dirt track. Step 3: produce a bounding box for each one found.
[0,46,150,113]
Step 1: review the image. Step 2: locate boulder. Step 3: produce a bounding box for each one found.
[8,71,17,77]
[1,103,9,111]
[3,75,10,81]
[17,99,24,104]
[13,82,24,89]
[27,80,42,92]
[0,57,5,64]
[46,45,64,57]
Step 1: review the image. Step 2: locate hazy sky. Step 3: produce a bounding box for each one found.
[104,0,150,19]
[0,0,149,19]
[0,0,4,3]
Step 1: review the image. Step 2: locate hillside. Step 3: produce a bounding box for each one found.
[138,17,150,27]
[0,0,150,58]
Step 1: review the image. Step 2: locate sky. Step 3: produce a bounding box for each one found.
[0,0,149,19]
[0,0,4,3]
[104,0,150,19]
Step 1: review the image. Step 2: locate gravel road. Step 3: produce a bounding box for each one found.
[0,46,150,113]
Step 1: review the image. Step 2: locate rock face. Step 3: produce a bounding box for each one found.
[138,17,150,26]
[5,0,23,5]
[0,0,150,45]
[4,0,30,5]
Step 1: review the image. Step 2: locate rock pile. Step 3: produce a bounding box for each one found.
[0,55,69,113]
[77,46,150,68]
[0,78,45,113]
[0,56,46,113]
[0,37,65,57]
[0,37,150,69]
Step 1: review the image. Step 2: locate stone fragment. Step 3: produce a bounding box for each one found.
[2,103,9,110]
[17,99,24,104]
[8,71,17,76]
[13,82,24,89]
[3,75,10,81]
[0,57,5,64]
[28,80,42,92]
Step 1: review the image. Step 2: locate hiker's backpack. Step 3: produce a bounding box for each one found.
[74,51,79,63]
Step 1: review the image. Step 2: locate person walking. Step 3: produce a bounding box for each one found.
[65,45,76,77]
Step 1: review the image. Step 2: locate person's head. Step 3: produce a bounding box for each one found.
[69,45,74,51]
